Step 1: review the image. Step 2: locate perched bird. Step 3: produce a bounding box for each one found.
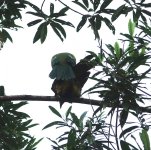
[49,52,94,107]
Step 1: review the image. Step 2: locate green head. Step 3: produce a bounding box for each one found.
[49,52,76,80]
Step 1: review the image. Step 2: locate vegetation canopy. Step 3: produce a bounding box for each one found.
[0,0,151,149]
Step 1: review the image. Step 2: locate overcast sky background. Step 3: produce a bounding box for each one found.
[0,0,141,149]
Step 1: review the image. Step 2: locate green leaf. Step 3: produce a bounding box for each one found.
[114,41,121,59]
[54,19,74,27]
[139,129,150,150]
[67,129,76,149]
[49,105,62,118]
[82,0,89,8]
[27,19,43,27]
[80,111,87,122]
[51,25,63,41]
[102,17,115,34]
[120,140,131,150]
[76,15,87,32]
[95,15,102,30]
[50,3,54,15]
[120,109,129,128]
[0,86,5,96]
[52,22,66,38]
[43,121,65,130]
[40,22,47,43]
[72,1,87,10]
[128,19,135,36]
[59,7,69,14]
[100,0,112,10]
[120,125,139,138]
[24,1,41,13]
[142,9,151,17]
[70,113,80,128]
[65,106,72,119]
[111,4,126,22]
[2,29,13,42]
[93,0,100,11]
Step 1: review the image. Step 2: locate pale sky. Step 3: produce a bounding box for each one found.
[0,0,139,149]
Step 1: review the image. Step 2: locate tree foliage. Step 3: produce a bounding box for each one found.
[1,0,151,149]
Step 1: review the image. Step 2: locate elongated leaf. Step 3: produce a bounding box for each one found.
[82,0,89,8]
[2,29,13,42]
[24,1,41,12]
[27,19,42,27]
[100,0,112,10]
[95,15,102,30]
[76,16,87,32]
[128,19,135,36]
[120,109,129,128]
[43,121,65,130]
[102,17,115,34]
[139,129,150,150]
[111,4,126,22]
[142,9,151,16]
[65,106,72,119]
[67,129,76,149]
[50,3,54,15]
[40,22,48,43]
[49,105,62,118]
[80,111,87,122]
[26,11,46,18]
[93,0,100,11]
[120,140,131,150]
[120,125,139,138]
[59,7,69,14]
[114,41,121,59]
[51,25,63,41]
[72,1,87,10]
[33,22,47,43]
[54,19,74,27]
[70,113,80,128]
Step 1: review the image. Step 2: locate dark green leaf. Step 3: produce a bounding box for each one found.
[40,22,48,43]
[80,111,87,122]
[95,15,102,30]
[102,17,115,34]
[43,121,65,130]
[93,0,100,11]
[72,1,87,10]
[70,113,80,128]
[59,7,69,14]
[27,19,42,27]
[142,9,151,16]
[51,25,64,41]
[2,29,13,42]
[54,19,74,27]
[51,22,66,38]
[119,125,139,138]
[76,16,87,32]
[100,0,112,10]
[137,3,151,7]
[82,0,89,8]
[50,3,54,15]
[120,140,131,150]
[139,129,150,150]
[111,4,126,22]
[24,1,41,13]
[26,11,47,18]
[0,86,5,96]
[67,129,76,149]
[120,109,129,128]
[49,105,62,118]
[120,33,133,40]
[133,8,141,24]
[65,106,72,119]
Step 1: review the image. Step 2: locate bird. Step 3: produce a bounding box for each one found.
[49,52,95,108]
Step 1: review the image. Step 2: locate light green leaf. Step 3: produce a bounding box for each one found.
[140,129,150,150]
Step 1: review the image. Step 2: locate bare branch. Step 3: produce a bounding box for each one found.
[0,95,151,113]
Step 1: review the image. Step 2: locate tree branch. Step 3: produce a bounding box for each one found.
[0,95,151,113]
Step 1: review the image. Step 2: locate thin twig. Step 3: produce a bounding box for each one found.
[58,0,84,16]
